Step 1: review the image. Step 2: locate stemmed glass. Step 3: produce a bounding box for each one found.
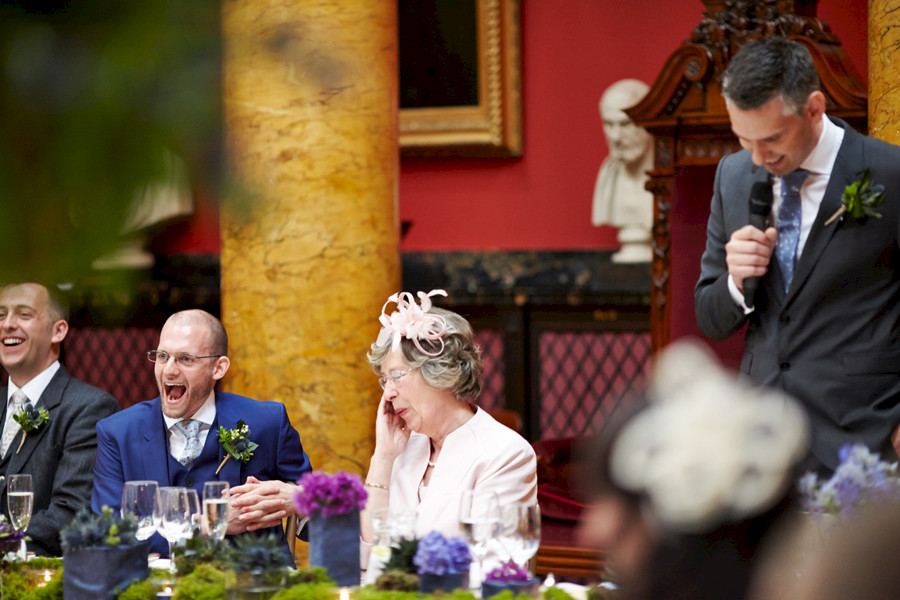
[7,474,33,558]
[186,489,202,535]
[202,481,230,542]
[154,487,192,567]
[498,503,541,574]
[459,490,501,586]
[121,481,159,541]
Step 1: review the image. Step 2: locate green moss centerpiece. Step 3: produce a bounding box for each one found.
[60,506,149,600]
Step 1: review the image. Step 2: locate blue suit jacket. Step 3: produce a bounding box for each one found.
[91,391,311,556]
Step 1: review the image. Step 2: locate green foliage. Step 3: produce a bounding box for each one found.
[172,536,226,576]
[228,533,292,572]
[269,582,335,600]
[0,565,63,600]
[288,567,334,586]
[544,587,576,600]
[13,404,49,433]
[173,564,226,600]
[382,538,419,574]
[841,168,886,221]
[60,506,139,551]
[217,420,259,464]
[374,569,418,592]
[0,0,221,285]
[19,558,62,571]
[586,584,620,600]
[353,587,421,600]
[436,589,478,600]
[118,578,160,600]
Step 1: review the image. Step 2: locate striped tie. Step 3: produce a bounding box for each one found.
[1,391,27,457]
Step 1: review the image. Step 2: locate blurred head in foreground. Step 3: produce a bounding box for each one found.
[578,339,810,600]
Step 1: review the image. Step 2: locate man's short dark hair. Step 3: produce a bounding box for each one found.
[722,37,820,114]
[0,281,69,322]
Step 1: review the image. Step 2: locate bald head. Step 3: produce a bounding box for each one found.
[600,78,649,114]
[165,310,228,357]
[599,79,652,167]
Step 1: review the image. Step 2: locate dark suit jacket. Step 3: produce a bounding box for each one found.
[91,391,312,556]
[0,366,119,555]
[695,117,900,470]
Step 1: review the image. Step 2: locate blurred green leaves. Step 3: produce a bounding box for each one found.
[0,0,221,285]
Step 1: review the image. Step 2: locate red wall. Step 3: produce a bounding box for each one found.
[156,0,868,256]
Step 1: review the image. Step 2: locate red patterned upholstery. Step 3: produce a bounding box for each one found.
[63,327,160,408]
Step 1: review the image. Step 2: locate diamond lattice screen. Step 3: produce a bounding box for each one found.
[474,328,505,412]
[538,330,651,439]
[63,327,161,408]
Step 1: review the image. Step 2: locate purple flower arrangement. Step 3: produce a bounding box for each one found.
[0,515,26,558]
[799,443,900,517]
[294,470,368,518]
[413,531,472,576]
[485,560,531,582]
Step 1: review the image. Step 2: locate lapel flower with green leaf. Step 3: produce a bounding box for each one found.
[12,402,49,454]
[825,168,886,226]
[215,419,258,475]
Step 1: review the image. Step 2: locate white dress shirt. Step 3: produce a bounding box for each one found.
[729,114,845,312]
[163,393,216,460]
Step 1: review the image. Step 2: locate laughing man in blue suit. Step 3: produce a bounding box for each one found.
[91,309,312,557]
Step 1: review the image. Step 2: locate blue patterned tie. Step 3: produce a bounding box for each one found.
[775,169,809,292]
[175,419,202,468]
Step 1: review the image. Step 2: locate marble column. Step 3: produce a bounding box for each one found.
[869,0,900,143]
[221,0,399,505]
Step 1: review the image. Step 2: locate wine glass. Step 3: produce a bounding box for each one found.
[121,480,159,541]
[202,481,230,542]
[186,489,202,535]
[154,487,191,565]
[7,474,33,558]
[459,490,501,586]
[498,503,541,574]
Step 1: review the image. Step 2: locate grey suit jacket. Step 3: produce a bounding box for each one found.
[695,118,900,470]
[0,366,119,555]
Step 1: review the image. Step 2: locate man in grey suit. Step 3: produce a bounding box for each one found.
[695,38,900,472]
[0,282,119,554]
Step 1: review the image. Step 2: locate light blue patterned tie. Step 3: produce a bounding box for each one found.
[775,169,809,292]
[175,419,202,468]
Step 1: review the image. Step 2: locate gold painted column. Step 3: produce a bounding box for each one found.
[221,0,399,492]
[869,0,900,143]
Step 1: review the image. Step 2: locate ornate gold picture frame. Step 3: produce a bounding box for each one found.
[399,0,523,158]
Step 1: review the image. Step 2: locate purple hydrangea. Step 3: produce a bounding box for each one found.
[294,471,368,517]
[800,443,900,517]
[485,560,530,582]
[413,531,472,575]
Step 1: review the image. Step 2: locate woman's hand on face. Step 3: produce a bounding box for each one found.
[375,396,410,458]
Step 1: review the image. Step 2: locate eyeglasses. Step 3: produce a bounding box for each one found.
[378,368,414,390]
[146,350,221,367]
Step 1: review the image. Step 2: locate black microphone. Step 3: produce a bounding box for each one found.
[744,178,773,308]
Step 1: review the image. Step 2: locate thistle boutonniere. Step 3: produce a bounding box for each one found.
[825,168,886,226]
[12,402,49,454]
[215,419,258,475]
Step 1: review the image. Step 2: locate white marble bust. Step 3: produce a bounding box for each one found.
[591,79,654,263]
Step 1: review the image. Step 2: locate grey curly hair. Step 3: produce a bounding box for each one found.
[368,306,484,401]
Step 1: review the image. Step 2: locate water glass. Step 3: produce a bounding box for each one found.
[154,487,191,563]
[121,480,159,541]
[498,503,541,573]
[459,490,500,585]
